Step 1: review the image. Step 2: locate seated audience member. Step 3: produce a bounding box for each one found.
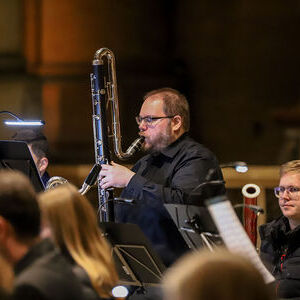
[12,129,50,186]
[38,184,119,300]
[260,160,300,299]
[162,248,274,300]
[0,169,84,300]
[0,255,13,300]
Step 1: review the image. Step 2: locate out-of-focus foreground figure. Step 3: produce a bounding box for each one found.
[0,255,13,300]
[0,169,85,300]
[162,248,275,300]
[38,184,119,300]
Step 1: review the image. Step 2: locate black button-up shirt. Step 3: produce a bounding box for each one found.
[116,133,225,266]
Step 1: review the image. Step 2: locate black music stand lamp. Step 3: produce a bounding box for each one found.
[0,140,44,192]
[99,222,166,287]
[164,203,223,251]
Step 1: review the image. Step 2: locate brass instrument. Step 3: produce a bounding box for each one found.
[242,183,261,246]
[90,48,144,222]
[45,176,68,190]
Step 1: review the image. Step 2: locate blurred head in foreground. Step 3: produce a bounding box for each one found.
[162,248,274,300]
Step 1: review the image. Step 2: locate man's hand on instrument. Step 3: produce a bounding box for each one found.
[99,161,135,189]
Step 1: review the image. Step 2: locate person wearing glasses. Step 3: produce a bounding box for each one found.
[99,87,225,270]
[259,160,300,299]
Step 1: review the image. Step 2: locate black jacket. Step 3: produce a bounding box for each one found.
[259,216,300,299]
[13,239,84,300]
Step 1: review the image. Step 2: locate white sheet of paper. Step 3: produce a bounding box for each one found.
[207,199,275,284]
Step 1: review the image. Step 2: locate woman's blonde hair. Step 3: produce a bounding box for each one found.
[38,184,118,298]
[163,248,274,300]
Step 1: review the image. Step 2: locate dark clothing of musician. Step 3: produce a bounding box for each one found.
[259,215,300,299]
[13,239,84,300]
[41,171,50,187]
[115,132,225,267]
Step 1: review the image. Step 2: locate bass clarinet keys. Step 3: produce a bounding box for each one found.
[90,48,144,222]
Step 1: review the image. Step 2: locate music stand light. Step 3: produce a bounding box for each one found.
[220,161,248,173]
[0,110,45,126]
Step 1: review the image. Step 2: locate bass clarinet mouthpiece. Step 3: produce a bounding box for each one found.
[125,136,145,157]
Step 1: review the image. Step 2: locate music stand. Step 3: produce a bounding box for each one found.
[0,140,44,192]
[164,203,223,251]
[99,222,166,287]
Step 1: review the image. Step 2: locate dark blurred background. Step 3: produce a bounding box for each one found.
[1,0,300,165]
[0,0,299,222]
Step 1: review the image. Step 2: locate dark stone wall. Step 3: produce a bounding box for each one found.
[0,0,300,165]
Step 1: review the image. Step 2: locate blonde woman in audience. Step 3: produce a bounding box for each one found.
[38,184,119,300]
[162,248,275,300]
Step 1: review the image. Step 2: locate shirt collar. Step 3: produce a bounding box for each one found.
[159,132,189,158]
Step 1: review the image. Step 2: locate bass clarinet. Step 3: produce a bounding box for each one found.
[90,48,144,222]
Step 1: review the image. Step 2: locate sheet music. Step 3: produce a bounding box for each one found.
[207,199,275,284]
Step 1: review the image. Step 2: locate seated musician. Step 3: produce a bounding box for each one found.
[99,87,225,267]
[12,128,50,186]
[259,160,300,299]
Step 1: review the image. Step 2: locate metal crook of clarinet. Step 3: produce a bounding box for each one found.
[90,48,144,222]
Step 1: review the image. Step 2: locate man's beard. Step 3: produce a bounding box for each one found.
[142,123,173,153]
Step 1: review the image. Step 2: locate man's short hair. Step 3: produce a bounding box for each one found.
[0,170,40,240]
[280,160,300,177]
[143,87,190,132]
[12,129,49,160]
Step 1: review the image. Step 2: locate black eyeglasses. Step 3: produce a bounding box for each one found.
[274,186,300,198]
[135,115,175,126]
